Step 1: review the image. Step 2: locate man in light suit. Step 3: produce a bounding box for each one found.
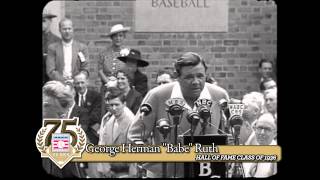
[97,90,135,178]
[46,18,89,83]
[128,52,230,178]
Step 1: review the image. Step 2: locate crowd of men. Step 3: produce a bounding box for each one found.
[42,9,277,178]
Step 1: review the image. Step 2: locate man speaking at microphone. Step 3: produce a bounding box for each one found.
[128,52,229,178]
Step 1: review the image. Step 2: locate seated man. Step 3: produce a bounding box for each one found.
[206,74,218,85]
[264,88,277,122]
[155,67,176,86]
[239,95,261,145]
[243,113,277,177]
[73,72,101,144]
[243,91,266,115]
[262,79,277,91]
[97,89,136,178]
[42,81,89,178]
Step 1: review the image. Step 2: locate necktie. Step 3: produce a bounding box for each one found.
[80,95,85,107]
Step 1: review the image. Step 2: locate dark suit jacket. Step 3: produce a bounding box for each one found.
[46,40,89,81]
[125,88,143,115]
[75,89,101,144]
[133,70,148,97]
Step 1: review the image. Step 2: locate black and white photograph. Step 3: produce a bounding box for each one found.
[41,0,278,178]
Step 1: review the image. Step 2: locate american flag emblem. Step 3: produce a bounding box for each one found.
[51,134,70,152]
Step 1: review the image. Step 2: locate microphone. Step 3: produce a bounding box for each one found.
[229,115,243,136]
[140,103,152,116]
[229,115,243,127]
[156,118,171,139]
[195,99,213,126]
[165,98,185,116]
[187,110,201,126]
[219,98,230,120]
[230,98,242,104]
[138,103,152,145]
[219,98,228,110]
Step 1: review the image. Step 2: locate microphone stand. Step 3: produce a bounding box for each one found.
[172,115,180,178]
[201,121,207,135]
[161,132,169,178]
[230,125,245,178]
[136,113,145,178]
[162,131,169,179]
[157,118,171,178]
[189,120,196,178]
[187,111,201,178]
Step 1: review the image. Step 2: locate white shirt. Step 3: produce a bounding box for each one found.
[62,40,73,79]
[170,82,224,136]
[78,89,87,106]
[98,112,112,144]
[243,140,277,177]
[67,102,75,119]
[170,81,212,111]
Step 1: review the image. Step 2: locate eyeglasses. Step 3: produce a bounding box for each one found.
[254,126,274,133]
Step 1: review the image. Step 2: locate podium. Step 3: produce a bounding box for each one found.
[183,134,228,178]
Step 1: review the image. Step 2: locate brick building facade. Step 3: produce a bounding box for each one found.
[61,0,277,99]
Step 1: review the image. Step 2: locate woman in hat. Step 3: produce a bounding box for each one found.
[118,48,149,97]
[98,24,131,116]
[98,24,131,83]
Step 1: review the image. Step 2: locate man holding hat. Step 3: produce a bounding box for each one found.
[43,8,60,85]
[118,48,149,97]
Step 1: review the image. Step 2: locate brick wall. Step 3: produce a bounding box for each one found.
[65,0,277,99]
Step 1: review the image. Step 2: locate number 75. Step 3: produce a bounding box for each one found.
[43,117,79,146]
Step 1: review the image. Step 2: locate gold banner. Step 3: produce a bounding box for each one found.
[72,145,281,162]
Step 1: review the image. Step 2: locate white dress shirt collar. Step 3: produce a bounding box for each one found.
[78,88,88,106]
[170,81,212,111]
[62,39,73,47]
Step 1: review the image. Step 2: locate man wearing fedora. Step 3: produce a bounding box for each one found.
[118,48,149,97]
[43,9,60,85]
[46,18,89,84]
